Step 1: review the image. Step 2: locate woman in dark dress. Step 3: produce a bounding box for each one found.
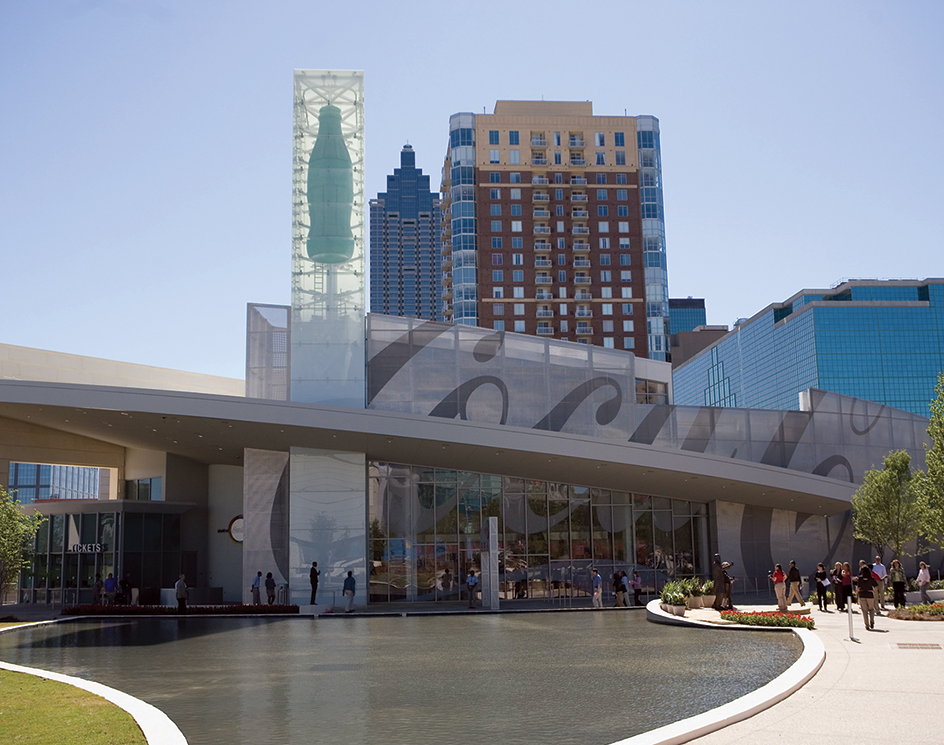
[814,563,829,611]
[831,562,845,611]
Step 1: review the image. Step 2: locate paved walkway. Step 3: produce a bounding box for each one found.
[684,602,944,745]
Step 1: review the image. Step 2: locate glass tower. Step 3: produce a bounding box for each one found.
[445,113,479,326]
[369,145,443,321]
[637,116,670,361]
[290,70,366,407]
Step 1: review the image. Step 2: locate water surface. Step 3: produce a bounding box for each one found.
[0,613,801,745]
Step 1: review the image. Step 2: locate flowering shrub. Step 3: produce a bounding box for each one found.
[720,610,815,629]
[887,603,944,621]
[62,604,299,616]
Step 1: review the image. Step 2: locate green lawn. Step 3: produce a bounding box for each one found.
[0,669,147,745]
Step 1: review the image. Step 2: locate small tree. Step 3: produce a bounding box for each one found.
[852,450,922,557]
[916,371,944,545]
[0,486,46,600]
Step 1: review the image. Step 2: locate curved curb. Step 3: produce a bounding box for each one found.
[608,600,825,745]
[0,660,188,745]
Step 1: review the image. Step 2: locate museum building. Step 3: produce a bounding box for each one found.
[2,71,937,610]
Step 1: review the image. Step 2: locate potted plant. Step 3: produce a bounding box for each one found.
[683,577,703,608]
[701,579,715,608]
[660,581,687,616]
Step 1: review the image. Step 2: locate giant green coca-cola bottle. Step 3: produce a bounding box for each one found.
[305,104,354,263]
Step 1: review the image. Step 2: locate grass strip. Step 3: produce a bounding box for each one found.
[0,669,147,745]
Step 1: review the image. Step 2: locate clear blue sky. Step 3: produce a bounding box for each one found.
[2,1,942,380]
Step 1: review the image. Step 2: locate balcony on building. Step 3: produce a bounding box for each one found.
[533,241,552,251]
[531,135,548,147]
[573,258,590,267]
[571,193,588,202]
[572,242,590,251]
[571,209,589,219]
[535,274,553,284]
[532,192,549,202]
[570,157,587,167]
[576,324,593,335]
[574,275,592,284]
[533,208,551,218]
[442,256,453,270]
[531,154,548,166]
[575,290,593,300]
[536,307,554,317]
[532,175,549,185]
[441,272,452,286]
[534,225,551,234]
[575,307,593,318]
[572,226,590,235]
[536,325,554,335]
[569,136,586,148]
[571,176,588,185]
[534,257,552,268]
[535,290,554,300]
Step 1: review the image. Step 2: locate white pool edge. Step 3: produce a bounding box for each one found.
[0,657,188,745]
[611,600,825,745]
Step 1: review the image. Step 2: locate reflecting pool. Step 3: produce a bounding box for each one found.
[0,613,801,745]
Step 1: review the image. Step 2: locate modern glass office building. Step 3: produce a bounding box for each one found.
[369,145,442,321]
[669,297,708,334]
[672,279,944,416]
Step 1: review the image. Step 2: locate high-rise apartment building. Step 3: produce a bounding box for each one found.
[370,145,442,321]
[440,101,669,359]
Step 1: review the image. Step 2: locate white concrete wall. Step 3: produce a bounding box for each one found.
[208,465,244,602]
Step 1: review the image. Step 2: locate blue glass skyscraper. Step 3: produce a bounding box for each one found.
[369,145,442,321]
[672,278,944,416]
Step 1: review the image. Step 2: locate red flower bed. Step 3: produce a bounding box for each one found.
[720,609,815,629]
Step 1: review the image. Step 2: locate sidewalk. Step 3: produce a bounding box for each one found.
[684,601,944,744]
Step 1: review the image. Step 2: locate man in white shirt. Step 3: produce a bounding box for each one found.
[872,556,888,610]
[591,568,603,608]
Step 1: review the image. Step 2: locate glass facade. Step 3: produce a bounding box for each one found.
[369,145,443,321]
[446,113,479,326]
[637,116,670,361]
[290,69,366,407]
[19,510,181,606]
[8,463,101,504]
[668,297,707,334]
[672,280,944,417]
[368,462,708,603]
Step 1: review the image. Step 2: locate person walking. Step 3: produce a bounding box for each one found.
[612,572,625,607]
[721,562,735,610]
[831,562,845,611]
[842,562,854,611]
[770,564,787,612]
[917,561,933,605]
[251,571,262,605]
[889,559,907,608]
[631,571,642,607]
[813,563,830,611]
[620,571,630,607]
[856,560,877,630]
[872,555,888,610]
[175,574,188,612]
[785,561,804,606]
[265,572,276,604]
[466,569,478,609]
[92,573,103,606]
[343,570,356,613]
[591,568,603,608]
[711,554,725,611]
[309,561,320,604]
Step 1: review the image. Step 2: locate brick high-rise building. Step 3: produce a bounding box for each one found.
[440,101,669,359]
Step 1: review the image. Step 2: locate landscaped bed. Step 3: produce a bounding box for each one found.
[720,610,815,629]
[61,604,299,616]
[887,602,944,621]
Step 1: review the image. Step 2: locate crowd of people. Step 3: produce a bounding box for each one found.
[764,555,937,629]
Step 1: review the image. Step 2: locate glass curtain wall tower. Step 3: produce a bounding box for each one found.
[369,145,443,321]
[444,114,479,326]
